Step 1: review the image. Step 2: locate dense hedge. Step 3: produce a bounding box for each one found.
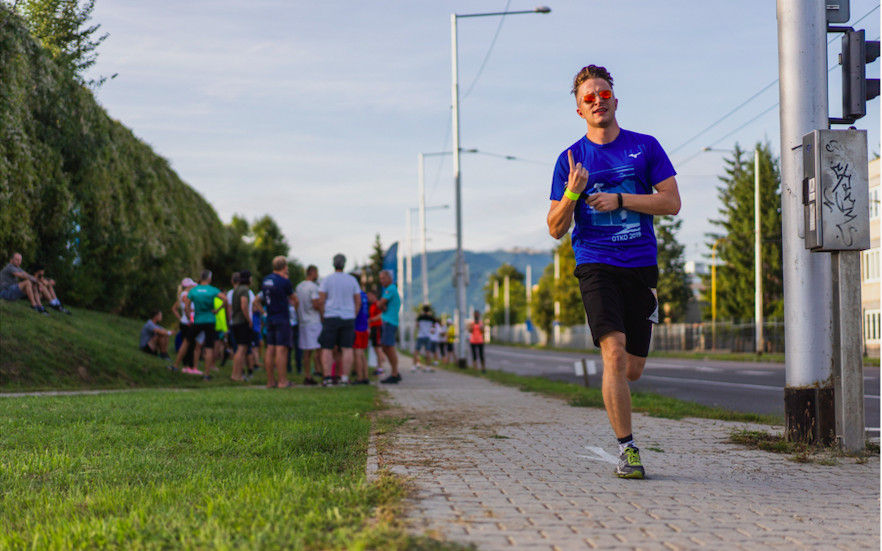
[0,7,228,317]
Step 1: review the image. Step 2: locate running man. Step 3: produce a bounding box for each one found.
[546,65,680,479]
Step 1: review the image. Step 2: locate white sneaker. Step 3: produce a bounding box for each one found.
[411,365,420,372]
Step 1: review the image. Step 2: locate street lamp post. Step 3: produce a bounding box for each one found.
[405,204,449,352]
[703,146,763,354]
[451,6,550,366]
[418,150,476,306]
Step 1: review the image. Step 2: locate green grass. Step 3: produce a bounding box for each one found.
[494,341,880,367]
[444,365,782,425]
[0,299,278,391]
[0,387,467,550]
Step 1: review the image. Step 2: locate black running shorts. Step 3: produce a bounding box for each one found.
[574,263,659,358]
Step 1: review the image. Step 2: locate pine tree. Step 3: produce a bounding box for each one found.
[654,215,692,322]
[364,234,385,293]
[704,142,783,320]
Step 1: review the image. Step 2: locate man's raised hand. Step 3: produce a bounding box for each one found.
[567,149,589,195]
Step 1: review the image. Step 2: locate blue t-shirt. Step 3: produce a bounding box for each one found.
[380,284,400,326]
[261,273,293,324]
[189,284,221,325]
[355,290,369,332]
[551,129,676,268]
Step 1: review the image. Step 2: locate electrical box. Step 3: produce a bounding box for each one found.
[802,129,870,251]
[826,0,849,24]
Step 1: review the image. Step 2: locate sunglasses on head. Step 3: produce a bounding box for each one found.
[582,89,612,103]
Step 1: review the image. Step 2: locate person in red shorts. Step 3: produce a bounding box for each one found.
[352,282,370,384]
[366,289,386,375]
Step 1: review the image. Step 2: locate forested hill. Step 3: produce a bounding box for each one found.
[0,7,229,317]
[409,248,552,317]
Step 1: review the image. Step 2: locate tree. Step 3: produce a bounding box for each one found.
[251,214,289,279]
[654,215,692,322]
[703,142,784,320]
[13,0,114,87]
[531,236,585,333]
[483,263,527,326]
[362,234,385,293]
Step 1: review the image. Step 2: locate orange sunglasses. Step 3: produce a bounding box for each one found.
[582,90,612,104]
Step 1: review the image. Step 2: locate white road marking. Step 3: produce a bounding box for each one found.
[579,446,619,465]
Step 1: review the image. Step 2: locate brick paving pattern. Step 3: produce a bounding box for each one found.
[369,358,880,550]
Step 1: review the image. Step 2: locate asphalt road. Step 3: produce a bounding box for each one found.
[481,345,881,436]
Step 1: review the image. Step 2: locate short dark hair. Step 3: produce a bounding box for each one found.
[571,65,614,96]
[149,309,162,319]
[238,270,251,285]
[306,265,318,276]
[200,269,212,282]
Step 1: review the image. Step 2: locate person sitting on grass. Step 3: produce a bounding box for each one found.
[0,252,49,315]
[140,310,175,362]
[31,263,71,314]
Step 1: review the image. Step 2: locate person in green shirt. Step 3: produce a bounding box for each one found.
[183,270,229,380]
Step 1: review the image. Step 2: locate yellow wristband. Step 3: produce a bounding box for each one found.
[563,188,581,202]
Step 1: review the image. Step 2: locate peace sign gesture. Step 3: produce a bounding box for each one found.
[567,149,589,195]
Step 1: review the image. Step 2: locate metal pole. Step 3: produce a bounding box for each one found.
[711,240,717,351]
[832,251,866,452]
[777,0,835,443]
[755,147,764,354]
[553,251,560,347]
[451,14,468,367]
[418,153,429,306]
[504,274,510,341]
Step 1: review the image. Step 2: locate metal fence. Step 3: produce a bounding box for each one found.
[489,319,787,354]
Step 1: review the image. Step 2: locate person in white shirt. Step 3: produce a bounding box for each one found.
[296,265,323,384]
[317,254,362,386]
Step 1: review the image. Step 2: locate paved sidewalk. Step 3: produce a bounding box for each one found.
[369,358,880,550]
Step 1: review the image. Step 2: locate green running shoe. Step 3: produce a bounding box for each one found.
[615,446,645,479]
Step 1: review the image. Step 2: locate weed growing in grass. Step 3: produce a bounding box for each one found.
[729,429,880,465]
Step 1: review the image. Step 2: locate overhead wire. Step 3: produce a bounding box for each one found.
[674,4,879,170]
[671,4,879,166]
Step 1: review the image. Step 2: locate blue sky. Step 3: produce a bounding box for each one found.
[84,0,880,276]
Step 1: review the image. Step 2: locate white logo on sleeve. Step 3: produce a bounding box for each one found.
[628,152,642,159]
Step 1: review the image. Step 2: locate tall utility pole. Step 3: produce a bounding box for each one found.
[753,148,764,354]
[776,0,835,443]
[450,6,550,367]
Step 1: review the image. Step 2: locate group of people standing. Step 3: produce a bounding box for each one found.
[142,254,404,387]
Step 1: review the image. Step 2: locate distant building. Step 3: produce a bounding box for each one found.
[862,158,880,358]
[683,261,709,323]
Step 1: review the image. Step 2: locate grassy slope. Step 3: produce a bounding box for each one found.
[0,299,240,391]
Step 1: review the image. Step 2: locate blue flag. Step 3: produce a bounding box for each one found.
[382,242,398,284]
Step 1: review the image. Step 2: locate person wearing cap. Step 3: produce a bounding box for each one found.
[317,254,361,386]
[172,276,198,373]
[258,256,297,388]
